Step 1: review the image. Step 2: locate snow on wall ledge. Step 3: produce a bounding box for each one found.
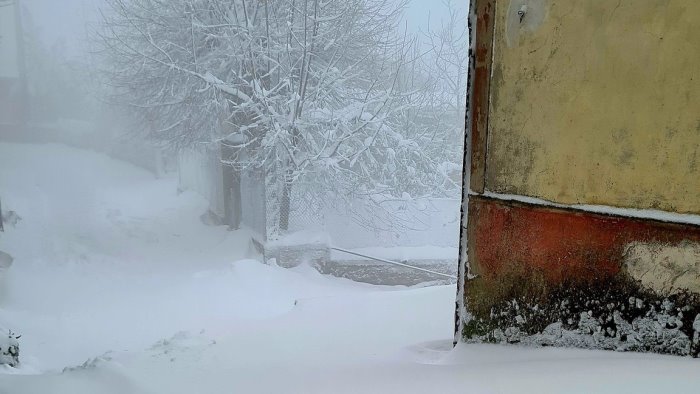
[461,196,700,357]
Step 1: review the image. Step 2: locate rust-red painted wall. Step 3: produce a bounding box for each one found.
[468,196,700,286]
[462,196,700,356]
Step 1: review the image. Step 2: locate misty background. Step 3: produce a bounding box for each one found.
[0,0,473,389]
[1,0,468,249]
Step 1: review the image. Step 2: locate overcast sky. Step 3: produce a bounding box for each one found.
[0,0,466,75]
[23,0,99,58]
[29,0,464,53]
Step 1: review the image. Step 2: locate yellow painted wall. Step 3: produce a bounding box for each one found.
[485,0,700,214]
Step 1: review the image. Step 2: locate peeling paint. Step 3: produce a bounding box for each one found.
[469,0,497,193]
[624,242,700,295]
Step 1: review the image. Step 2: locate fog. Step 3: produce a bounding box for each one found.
[24,0,456,54]
[0,1,469,391]
[3,1,700,392]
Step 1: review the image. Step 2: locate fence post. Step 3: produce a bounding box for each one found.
[0,197,4,232]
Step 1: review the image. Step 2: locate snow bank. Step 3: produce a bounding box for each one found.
[0,143,698,393]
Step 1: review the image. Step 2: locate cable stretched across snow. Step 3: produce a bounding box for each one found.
[329,247,457,280]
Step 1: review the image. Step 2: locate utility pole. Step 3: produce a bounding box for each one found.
[13,0,28,127]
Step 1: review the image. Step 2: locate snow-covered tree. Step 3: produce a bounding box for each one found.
[418,0,469,192]
[97,0,456,232]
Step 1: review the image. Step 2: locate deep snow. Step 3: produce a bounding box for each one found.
[0,142,698,394]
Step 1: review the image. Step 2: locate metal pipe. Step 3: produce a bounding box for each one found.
[329,247,457,280]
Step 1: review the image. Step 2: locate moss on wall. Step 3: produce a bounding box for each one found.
[464,271,700,357]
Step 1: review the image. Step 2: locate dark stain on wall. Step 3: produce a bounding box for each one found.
[463,195,700,357]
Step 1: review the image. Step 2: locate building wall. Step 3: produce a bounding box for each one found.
[486,0,700,214]
[460,0,700,357]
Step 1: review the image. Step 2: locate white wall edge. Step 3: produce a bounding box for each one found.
[470,190,700,227]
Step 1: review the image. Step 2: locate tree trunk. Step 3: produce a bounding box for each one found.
[221,143,241,230]
[279,179,291,232]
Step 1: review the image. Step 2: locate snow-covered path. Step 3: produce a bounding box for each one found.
[0,143,698,393]
[0,142,271,369]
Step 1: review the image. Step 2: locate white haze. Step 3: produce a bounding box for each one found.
[2,1,697,393]
[23,0,458,57]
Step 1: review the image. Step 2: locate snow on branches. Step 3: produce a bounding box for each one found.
[98,0,464,229]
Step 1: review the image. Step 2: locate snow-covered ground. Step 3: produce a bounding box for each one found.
[0,142,698,393]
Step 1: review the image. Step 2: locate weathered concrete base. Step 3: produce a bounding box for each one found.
[265,241,456,286]
[461,196,700,357]
[318,260,456,286]
[265,243,330,269]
